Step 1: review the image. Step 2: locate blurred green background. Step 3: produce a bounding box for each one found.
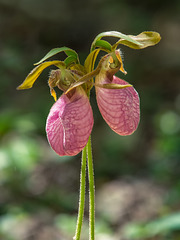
[0,0,180,239]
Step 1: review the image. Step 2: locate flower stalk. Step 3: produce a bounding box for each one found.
[87,136,95,240]
[74,147,87,240]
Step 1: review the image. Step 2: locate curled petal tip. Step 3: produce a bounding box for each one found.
[96,75,140,136]
[46,87,93,156]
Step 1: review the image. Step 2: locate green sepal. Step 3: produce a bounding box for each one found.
[93,40,112,52]
[95,83,132,89]
[70,64,86,76]
[17,60,65,90]
[91,31,143,51]
[65,78,89,94]
[112,31,161,49]
[34,47,79,65]
[80,48,103,93]
[84,49,101,73]
[64,55,78,68]
[65,64,101,94]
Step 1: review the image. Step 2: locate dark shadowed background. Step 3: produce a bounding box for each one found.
[0,0,180,239]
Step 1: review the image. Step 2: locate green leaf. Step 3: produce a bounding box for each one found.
[94,40,112,52]
[34,47,79,65]
[113,31,161,49]
[91,31,143,51]
[17,60,64,90]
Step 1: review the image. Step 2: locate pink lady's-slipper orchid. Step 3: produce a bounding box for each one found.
[46,86,94,156]
[95,61,140,136]
[45,51,139,156]
[17,31,161,240]
[17,31,161,157]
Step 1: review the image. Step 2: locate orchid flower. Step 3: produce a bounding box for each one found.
[45,50,140,156]
[17,31,161,240]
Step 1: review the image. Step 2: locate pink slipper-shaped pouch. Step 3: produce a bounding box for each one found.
[46,87,94,156]
[96,75,140,136]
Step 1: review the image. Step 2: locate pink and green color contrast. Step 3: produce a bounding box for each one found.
[17,30,161,240]
[45,52,140,156]
[17,31,160,156]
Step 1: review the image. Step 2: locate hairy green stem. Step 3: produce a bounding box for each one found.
[74,147,87,240]
[87,136,95,240]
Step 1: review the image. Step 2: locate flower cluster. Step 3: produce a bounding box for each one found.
[17,31,161,156]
